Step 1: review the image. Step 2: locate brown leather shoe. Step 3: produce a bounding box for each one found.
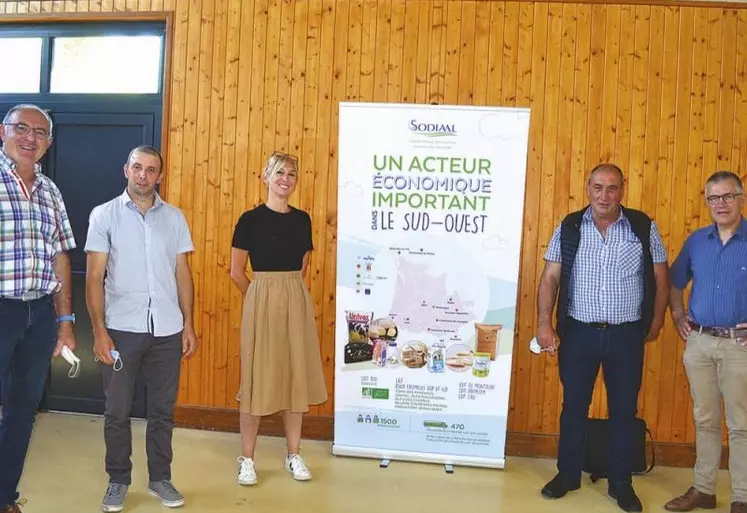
[0,503,23,513]
[664,487,717,512]
[731,502,747,513]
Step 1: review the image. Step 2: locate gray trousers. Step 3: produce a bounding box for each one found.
[103,329,182,485]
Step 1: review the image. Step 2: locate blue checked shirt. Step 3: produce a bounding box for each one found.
[545,209,667,324]
[670,219,747,327]
[0,149,76,298]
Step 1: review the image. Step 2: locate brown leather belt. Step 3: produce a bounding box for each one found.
[689,321,747,339]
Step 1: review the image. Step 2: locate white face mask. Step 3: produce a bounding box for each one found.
[94,349,123,372]
[60,346,81,378]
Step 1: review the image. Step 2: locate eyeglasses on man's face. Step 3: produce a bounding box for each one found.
[3,122,51,141]
[705,192,743,205]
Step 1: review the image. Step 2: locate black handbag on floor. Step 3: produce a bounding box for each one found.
[582,417,656,483]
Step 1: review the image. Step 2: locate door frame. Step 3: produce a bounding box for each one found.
[0,10,174,199]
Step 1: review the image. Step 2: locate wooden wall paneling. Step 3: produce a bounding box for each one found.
[309,0,335,416]
[483,2,505,107]
[322,0,351,414]
[639,5,665,436]
[345,0,363,102]
[302,0,323,414]
[615,5,634,178]
[427,1,445,103]
[523,2,547,435]
[700,9,723,224]
[215,0,241,409]
[681,6,708,446]
[669,6,694,445]
[126,0,138,12]
[275,0,294,153]
[388,0,405,102]
[718,9,738,170]
[191,0,215,406]
[373,0,391,102]
[652,5,681,443]
[203,0,228,407]
[735,10,747,176]
[178,0,204,404]
[29,1,42,13]
[413,0,430,104]
[538,2,563,434]
[261,0,281,162]
[400,0,419,104]
[471,1,491,105]
[457,1,476,105]
[443,2,461,105]
[506,0,533,433]
[624,5,651,213]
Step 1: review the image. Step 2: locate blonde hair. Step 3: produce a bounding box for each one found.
[263,151,298,182]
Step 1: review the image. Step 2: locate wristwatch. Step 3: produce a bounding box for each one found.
[57,314,76,325]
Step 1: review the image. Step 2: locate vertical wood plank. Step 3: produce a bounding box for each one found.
[30,1,42,13]
[387,0,404,102]
[568,4,591,212]
[508,0,534,432]
[428,1,446,103]
[101,0,113,11]
[524,1,547,434]
[443,1,461,105]
[137,0,150,11]
[261,0,281,161]
[718,9,738,169]
[400,0,419,103]
[345,0,363,101]
[538,3,563,434]
[669,7,694,444]
[483,2,504,107]
[599,5,620,165]
[274,0,295,152]
[372,0,391,102]
[615,5,635,181]
[652,5,680,443]
[457,1,476,105]
[359,0,377,102]
[414,0,431,104]
[64,0,77,12]
[471,0,491,106]
[737,11,747,182]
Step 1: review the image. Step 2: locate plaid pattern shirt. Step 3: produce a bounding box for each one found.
[545,209,667,324]
[0,149,76,298]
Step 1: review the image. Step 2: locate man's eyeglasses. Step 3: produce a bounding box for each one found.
[3,122,51,140]
[706,192,743,205]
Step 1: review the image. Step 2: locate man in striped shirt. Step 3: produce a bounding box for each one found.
[665,172,747,513]
[536,164,670,512]
[0,104,77,513]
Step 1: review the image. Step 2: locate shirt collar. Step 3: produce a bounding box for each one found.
[581,205,628,226]
[119,188,164,211]
[0,148,43,179]
[707,218,747,239]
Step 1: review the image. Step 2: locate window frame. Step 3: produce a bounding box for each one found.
[0,21,165,102]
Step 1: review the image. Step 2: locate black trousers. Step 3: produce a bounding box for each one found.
[557,318,645,485]
[102,329,182,485]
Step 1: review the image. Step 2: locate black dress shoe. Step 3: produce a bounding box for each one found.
[541,473,581,499]
[608,482,643,512]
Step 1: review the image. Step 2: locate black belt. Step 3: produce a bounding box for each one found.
[570,318,638,330]
[689,321,747,339]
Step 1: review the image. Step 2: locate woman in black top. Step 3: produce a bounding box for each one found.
[229,151,328,485]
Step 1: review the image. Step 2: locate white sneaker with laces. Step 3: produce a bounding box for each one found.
[285,453,312,481]
[237,456,258,486]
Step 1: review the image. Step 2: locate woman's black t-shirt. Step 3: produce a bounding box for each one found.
[231,204,313,272]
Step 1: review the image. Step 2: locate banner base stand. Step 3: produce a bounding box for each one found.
[332,444,505,470]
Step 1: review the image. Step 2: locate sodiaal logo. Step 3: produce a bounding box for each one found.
[409,119,457,138]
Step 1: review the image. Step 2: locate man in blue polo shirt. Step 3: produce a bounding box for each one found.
[664,171,747,513]
[537,163,670,512]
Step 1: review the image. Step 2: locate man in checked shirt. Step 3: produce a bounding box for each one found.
[0,104,77,513]
[536,163,670,512]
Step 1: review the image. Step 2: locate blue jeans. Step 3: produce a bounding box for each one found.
[557,318,645,485]
[0,296,57,508]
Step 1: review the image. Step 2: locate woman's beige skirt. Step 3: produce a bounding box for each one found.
[238,271,328,415]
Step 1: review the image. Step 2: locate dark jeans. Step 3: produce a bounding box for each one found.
[103,329,182,485]
[557,318,645,485]
[0,296,57,508]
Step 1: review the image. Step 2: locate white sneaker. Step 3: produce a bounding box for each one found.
[237,456,258,486]
[285,453,312,481]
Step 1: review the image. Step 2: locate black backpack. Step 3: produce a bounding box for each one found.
[583,417,656,482]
